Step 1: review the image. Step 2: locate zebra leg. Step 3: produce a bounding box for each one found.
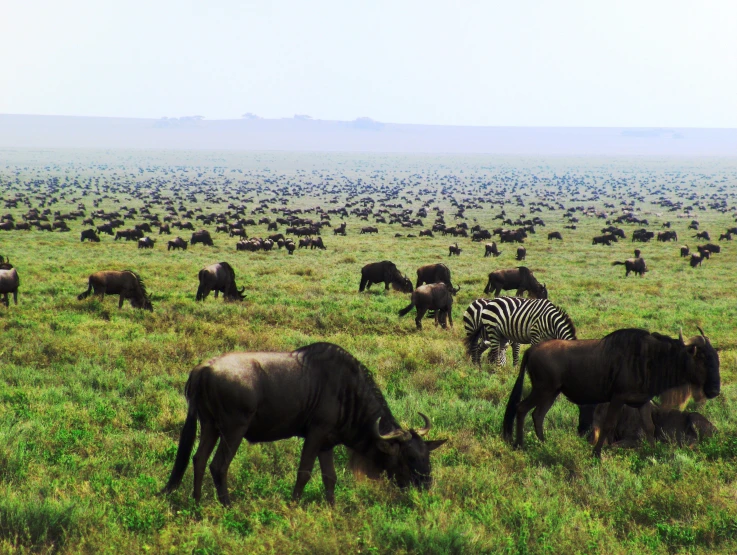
[512,343,521,366]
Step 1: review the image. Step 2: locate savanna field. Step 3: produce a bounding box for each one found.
[1,149,737,554]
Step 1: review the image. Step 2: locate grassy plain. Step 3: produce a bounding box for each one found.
[0,150,736,554]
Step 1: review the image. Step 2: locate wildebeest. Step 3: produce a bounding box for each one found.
[360,226,378,234]
[632,230,654,242]
[612,257,647,277]
[115,228,143,241]
[191,230,214,246]
[719,232,732,241]
[168,237,188,251]
[590,402,716,448]
[502,328,720,457]
[694,231,711,241]
[547,231,562,241]
[415,263,453,289]
[419,229,434,238]
[77,270,153,311]
[515,247,526,261]
[657,230,678,242]
[592,235,613,246]
[81,229,100,242]
[160,342,446,505]
[680,245,690,257]
[359,261,413,293]
[159,223,171,235]
[138,237,156,249]
[448,243,462,256]
[484,242,501,257]
[0,267,19,306]
[196,262,246,302]
[483,267,547,299]
[398,283,459,329]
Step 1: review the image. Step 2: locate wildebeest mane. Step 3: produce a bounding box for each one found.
[122,269,148,297]
[216,261,236,280]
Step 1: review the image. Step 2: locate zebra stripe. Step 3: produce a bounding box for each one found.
[464,297,576,366]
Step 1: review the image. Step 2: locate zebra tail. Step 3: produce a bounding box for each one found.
[502,349,529,442]
[463,324,483,358]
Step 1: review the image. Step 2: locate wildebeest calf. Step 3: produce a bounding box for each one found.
[398,283,459,330]
[611,257,647,277]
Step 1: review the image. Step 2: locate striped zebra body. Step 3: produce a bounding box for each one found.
[464,297,576,366]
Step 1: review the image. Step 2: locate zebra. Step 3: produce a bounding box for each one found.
[463,297,576,367]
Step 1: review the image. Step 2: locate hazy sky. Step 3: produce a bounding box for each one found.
[2,0,736,127]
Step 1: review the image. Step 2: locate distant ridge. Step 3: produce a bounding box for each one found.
[1,114,735,155]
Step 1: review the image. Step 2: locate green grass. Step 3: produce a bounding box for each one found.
[0,150,736,553]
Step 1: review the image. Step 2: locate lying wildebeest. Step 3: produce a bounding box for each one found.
[0,267,19,307]
[196,262,245,302]
[547,231,562,241]
[191,230,214,246]
[612,257,647,277]
[138,237,155,249]
[484,242,501,258]
[590,402,716,448]
[415,263,453,289]
[160,342,446,505]
[448,243,462,256]
[680,245,689,257]
[81,229,100,242]
[398,283,459,330]
[77,270,153,311]
[483,266,547,299]
[168,237,188,251]
[515,246,526,261]
[503,328,719,457]
[359,261,413,293]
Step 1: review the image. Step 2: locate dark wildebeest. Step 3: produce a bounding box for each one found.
[483,267,547,299]
[634,249,641,258]
[81,229,100,242]
[360,226,378,234]
[448,243,462,256]
[398,283,459,330]
[359,261,413,293]
[547,231,562,241]
[612,258,647,277]
[310,237,326,250]
[77,270,153,311]
[484,242,501,258]
[191,230,214,246]
[690,253,706,267]
[694,231,711,241]
[419,229,434,238]
[159,223,171,235]
[657,230,678,242]
[160,342,446,505]
[415,263,453,289]
[115,228,143,241]
[0,267,19,307]
[502,328,720,457]
[168,237,188,251]
[592,235,613,246]
[138,237,156,249]
[285,241,296,255]
[97,223,114,236]
[333,222,347,236]
[700,243,720,254]
[515,246,526,261]
[680,245,690,257]
[590,402,716,448]
[196,262,246,302]
[719,232,732,241]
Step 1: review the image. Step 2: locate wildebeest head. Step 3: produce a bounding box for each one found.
[681,328,720,399]
[225,284,246,302]
[529,282,548,299]
[392,274,414,293]
[370,413,446,489]
[130,294,154,312]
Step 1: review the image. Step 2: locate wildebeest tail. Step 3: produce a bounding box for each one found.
[161,369,202,494]
[77,280,92,300]
[502,349,529,441]
[398,299,415,317]
[611,261,625,266]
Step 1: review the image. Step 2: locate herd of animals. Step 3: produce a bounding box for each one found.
[0,158,733,505]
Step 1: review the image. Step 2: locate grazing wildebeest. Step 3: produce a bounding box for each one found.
[0,267,19,306]
[502,328,720,457]
[160,342,446,505]
[592,235,613,246]
[657,230,678,242]
[700,243,720,254]
[81,229,100,242]
[415,263,453,289]
[680,245,690,257]
[115,228,143,241]
[484,242,501,257]
[612,257,647,277]
[590,402,716,448]
[632,230,654,242]
[77,270,153,311]
[360,226,378,234]
[359,261,413,292]
[694,231,711,241]
[159,223,171,235]
[547,231,562,241]
[483,267,547,299]
[196,262,246,302]
[97,223,115,236]
[191,230,214,246]
[515,246,526,261]
[138,237,156,249]
[398,283,459,329]
[719,232,732,241]
[419,229,434,238]
[168,237,188,251]
[310,237,326,250]
[268,222,278,232]
[690,253,705,267]
[448,243,462,256]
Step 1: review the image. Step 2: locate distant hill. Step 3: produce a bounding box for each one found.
[1,114,735,155]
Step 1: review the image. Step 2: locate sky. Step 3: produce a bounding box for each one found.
[2,0,736,127]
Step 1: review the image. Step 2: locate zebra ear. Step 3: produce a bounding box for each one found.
[483,340,492,347]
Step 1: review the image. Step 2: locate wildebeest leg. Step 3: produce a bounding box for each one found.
[415,307,427,329]
[577,404,597,437]
[639,403,656,447]
[12,290,17,305]
[118,294,125,308]
[2,293,8,307]
[214,290,219,298]
[192,417,219,504]
[531,391,559,442]
[292,434,324,502]
[494,287,501,297]
[446,308,453,328]
[514,389,544,447]
[512,343,521,366]
[209,423,249,506]
[359,276,368,292]
[317,448,337,505]
[593,401,624,458]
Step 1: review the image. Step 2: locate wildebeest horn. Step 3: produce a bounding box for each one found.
[374,417,411,441]
[679,328,684,344]
[416,412,431,436]
[697,326,706,339]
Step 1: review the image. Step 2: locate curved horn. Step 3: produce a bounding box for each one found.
[416,412,431,437]
[374,417,410,441]
[679,328,684,344]
[697,326,706,339]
